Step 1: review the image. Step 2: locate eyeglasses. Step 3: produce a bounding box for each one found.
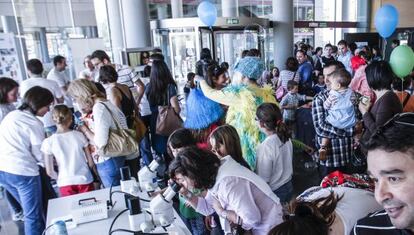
[375,113,414,136]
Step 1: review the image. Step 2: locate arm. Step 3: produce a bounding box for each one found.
[108,87,122,109]
[30,125,45,166]
[92,103,112,149]
[362,99,400,134]
[170,96,181,114]
[312,95,353,138]
[44,154,58,179]
[255,144,276,184]
[199,80,239,106]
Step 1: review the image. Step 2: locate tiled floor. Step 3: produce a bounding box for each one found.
[0,151,320,235]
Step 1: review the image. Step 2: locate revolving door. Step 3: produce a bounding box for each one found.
[150,17,270,82]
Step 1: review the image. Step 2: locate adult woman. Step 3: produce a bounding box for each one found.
[200,56,276,169]
[371,45,382,62]
[269,186,382,235]
[170,147,283,235]
[392,76,414,112]
[277,57,300,90]
[99,65,139,176]
[0,86,54,235]
[359,61,402,148]
[271,67,280,86]
[68,79,129,188]
[0,77,23,221]
[206,63,229,90]
[145,59,180,157]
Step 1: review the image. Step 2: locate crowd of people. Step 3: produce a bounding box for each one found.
[0,37,413,235]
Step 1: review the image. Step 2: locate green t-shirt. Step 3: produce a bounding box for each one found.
[178,189,203,219]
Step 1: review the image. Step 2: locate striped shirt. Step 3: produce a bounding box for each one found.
[351,210,413,235]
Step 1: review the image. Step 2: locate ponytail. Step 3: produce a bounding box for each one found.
[256,103,291,143]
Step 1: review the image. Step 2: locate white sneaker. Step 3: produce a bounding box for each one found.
[12,211,24,222]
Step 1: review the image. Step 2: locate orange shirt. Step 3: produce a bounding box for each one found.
[395,91,414,112]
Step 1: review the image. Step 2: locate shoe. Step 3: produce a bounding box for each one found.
[12,211,24,222]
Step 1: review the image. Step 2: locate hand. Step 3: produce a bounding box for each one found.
[77,124,90,133]
[204,216,213,231]
[358,102,369,115]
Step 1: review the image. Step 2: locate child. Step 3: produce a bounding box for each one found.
[208,125,251,169]
[183,72,195,99]
[206,63,229,90]
[280,80,313,134]
[313,74,327,94]
[319,68,357,160]
[41,105,96,197]
[255,103,293,204]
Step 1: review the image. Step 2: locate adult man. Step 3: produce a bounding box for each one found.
[337,40,353,75]
[312,61,355,177]
[351,113,414,235]
[47,55,73,110]
[78,55,96,80]
[90,50,144,102]
[321,43,336,67]
[391,39,400,49]
[296,49,313,95]
[20,59,63,134]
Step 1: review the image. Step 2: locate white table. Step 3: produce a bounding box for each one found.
[46,187,191,235]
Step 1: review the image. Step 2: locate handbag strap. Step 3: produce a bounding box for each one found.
[99,102,122,132]
[291,72,297,81]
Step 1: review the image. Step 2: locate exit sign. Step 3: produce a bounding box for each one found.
[226,18,239,25]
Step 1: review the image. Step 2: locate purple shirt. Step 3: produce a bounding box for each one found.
[196,175,282,235]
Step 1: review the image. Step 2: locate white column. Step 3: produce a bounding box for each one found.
[171,0,183,18]
[272,0,294,70]
[357,0,370,33]
[222,0,238,66]
[105,0,124,64]
[157,4,168,20]
[39,27,50,63]
[121,0,151,48]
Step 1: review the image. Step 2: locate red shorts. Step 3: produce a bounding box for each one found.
[59,183,94,197]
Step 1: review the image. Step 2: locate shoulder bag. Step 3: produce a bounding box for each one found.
[98,102,138,157]
[156,85,183,136]
[276,72,296,101]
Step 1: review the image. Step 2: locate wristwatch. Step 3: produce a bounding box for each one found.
[220,210,228,220]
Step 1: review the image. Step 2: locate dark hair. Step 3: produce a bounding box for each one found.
[143,65,151,77]
[349,42,357,54]
[168,128,196,149]
[241,50,249,58]
[256,103,291,143]
[53,55,65,66]
[150,53,164,61]
[324,60,345,70]
[200,48,212,61]
[287,80,298,91]
[147,59,176,105]
[206,63,227,88]
[314,47,323,55]
[365,61,395,90]
[272,67,280,77]
[91,50,111,63]
[324,43,333,49]
[153,48,162,54]
[286,57,299,71]
[98,65,118,84]
[169,147,221,189]
[269,192,341,235]
[247,48,261,57]
[364,113,414,155]
[372,45,382,57]
[392,76,411,91]
[296,49,306,57]
[392,39,400,46]
[329,68,352,87]
[332,46,338,54]
[220,62,229,70]
[18,86,54,115]
[187,72,195,81]
[337,40,348,47]
[0,77,19,104]
[209,125,251,170]
[358,51,371,62]
[94,82,106,95]
[300,44,308,52]
[26,59,44,75]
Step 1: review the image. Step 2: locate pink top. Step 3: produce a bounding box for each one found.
[350,65,376,102]
[196,176,282,235]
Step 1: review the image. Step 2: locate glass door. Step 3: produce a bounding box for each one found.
[168,32,197,83]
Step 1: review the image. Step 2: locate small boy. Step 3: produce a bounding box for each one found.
[313,74,327,94]
[280,80,313,134]
[319,68,357,160]
[184,72,196,99]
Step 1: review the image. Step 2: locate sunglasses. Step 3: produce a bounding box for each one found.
[375,113,414,136]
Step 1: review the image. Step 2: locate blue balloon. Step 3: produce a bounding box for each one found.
[374,4,399,38]
[197,1,217,27]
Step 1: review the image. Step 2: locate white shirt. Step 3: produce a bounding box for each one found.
[41,130,93,187]
[0,110,45,176]
[47,68,74,108]
[337,50,353,75]
[0,103,16,123]
[256,134,293,191]
[92,101,128,159]
[139,76,151,116]
[299,187,383,235]
[78,68,96,80]
[20,76,64,127]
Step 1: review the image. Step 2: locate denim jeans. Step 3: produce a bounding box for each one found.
[139,115,153,166]
[96,157,126,188]
[0,171,45,235]
[273,180,293,205]
[5,189,22,214]
[181,215,208,235]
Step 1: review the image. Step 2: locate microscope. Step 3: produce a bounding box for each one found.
[137,156,163,192]
[140,182,181,232]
